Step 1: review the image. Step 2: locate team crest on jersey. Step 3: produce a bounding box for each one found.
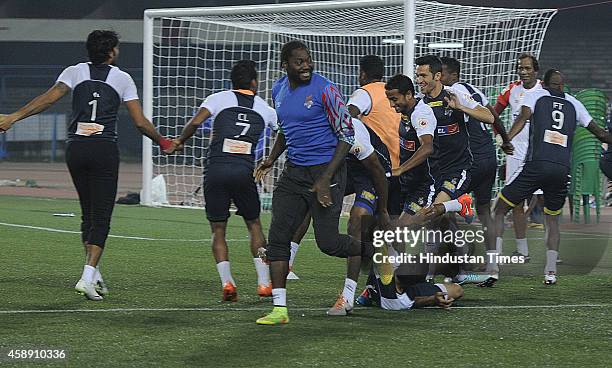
[353,146,361,156]
[443,180,456,193]
[304,95,314,109]
[418,118,428,128]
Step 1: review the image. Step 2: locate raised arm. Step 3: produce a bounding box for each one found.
[446,91,494,124]
[0,82,70,132]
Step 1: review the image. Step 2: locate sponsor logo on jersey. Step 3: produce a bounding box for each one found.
[428,101,444,107]
[304,95,314,109]
[543,129,568,147]
[399,137,416,151]
[436,123,459,136]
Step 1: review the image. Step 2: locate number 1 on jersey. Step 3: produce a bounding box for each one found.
[88,99,98,121]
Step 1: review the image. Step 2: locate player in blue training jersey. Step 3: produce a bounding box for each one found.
[254,41,389,325]
[493,70,612,286]
[0,30,172,301]
[169,60,278,302]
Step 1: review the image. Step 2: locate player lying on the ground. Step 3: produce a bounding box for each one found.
[493,69,612,286]
[356,262,463,311]
[167,60,277,301]
[287,194,475,287]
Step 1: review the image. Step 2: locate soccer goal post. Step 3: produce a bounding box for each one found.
[141,0,557,207]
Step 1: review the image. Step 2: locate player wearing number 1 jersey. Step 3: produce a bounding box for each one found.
[171,60,278,301]
[493,70,612,285]
[0,30,173,301]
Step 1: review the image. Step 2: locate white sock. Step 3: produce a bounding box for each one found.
[496,237,503,255]
[443,199,462,213]
[253,257,270,285]
[516,238,528,256]
[342,278,357,307]
[289,242,300,267]
[216,261,235,286]
[486,250,499,273]
[94,266,103,283]
[545,250,558,274]
[81,265,96,284]
[272,288,287,307]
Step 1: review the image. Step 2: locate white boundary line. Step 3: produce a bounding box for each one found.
[0,304,609,315]
[0,221,609,243]
[0,222,318,242]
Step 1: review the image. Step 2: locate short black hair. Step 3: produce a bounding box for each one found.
[415,55,442,75]
[359,55,384,80]
[543,68,561,86]
[230,60,257,89]
[440,56,461,79]
[86,30,119,65]
[281,40,310,65]
[385,74,415,95]
[517,53,539,72]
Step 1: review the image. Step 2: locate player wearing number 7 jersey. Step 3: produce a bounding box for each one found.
[493,69,612,285]
[170,60,278,302]
[0,30,173,301]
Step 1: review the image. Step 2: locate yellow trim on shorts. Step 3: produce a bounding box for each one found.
[543,207,562,216]
[498,193,516,207]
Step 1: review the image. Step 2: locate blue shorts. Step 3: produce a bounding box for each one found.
[345,170,377,214]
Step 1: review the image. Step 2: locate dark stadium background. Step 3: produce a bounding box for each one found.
[0,0,609,161]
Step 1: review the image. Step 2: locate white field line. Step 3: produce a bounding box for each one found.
[0,221,317,242]
[0,304,609,315]
[0,221,609,243]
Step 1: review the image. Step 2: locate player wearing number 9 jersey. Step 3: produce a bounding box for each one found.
[173,60,278,301]
[493,70,612,285]
[0,30,172,302]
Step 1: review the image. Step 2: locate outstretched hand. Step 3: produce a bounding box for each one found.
[0,114,15,133]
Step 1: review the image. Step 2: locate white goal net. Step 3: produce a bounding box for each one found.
[142,0,557,209]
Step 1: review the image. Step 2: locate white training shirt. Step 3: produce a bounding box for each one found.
[57,62,139,102]
[201,90,278,131]
[349,118,375,160]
